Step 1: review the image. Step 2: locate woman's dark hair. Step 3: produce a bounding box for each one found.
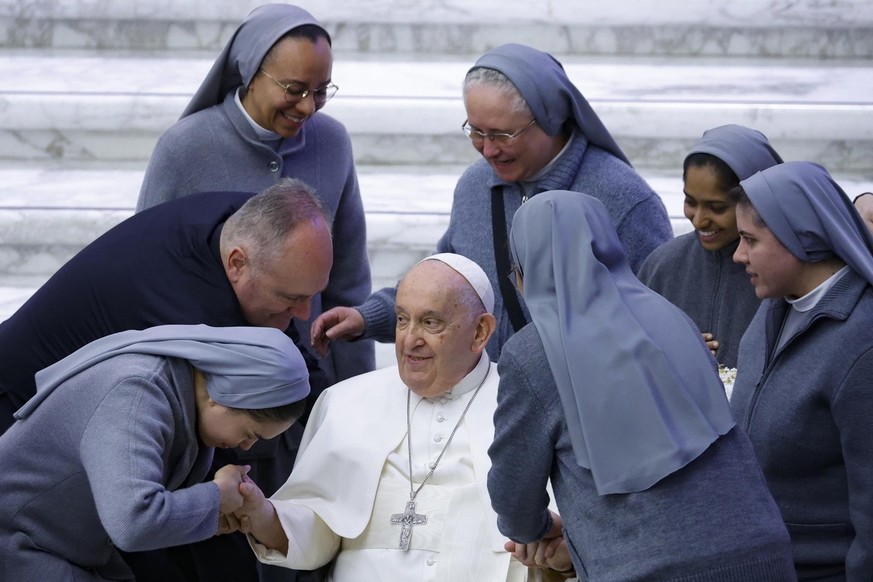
[683,153,740,193]
[725,185,767,228]
[231,399,307,425]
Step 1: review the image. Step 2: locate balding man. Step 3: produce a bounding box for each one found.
[0,177,333,581]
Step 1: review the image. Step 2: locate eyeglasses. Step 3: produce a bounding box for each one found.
[462,118,536,145]
[259,69,338,108]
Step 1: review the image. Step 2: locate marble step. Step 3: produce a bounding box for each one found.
[1,164,871,289]
[1,53,872,173]
[2,0,871,58]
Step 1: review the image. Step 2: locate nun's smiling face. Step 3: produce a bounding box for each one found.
[683,164,739,251]
[242,35,333,138]
[463,84,564,183]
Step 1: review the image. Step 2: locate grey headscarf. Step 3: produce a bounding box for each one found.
[686,124,783,181]
[182,4,327,118]
[741,161,873,285]
[510,191,735,495]
[469,43,630,166]
[16,325,310,419]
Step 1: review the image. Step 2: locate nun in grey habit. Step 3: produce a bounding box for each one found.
[486,191,796,580]
[0,325,309,581]
[730,162,873,580]
[136,3,374,389]
[638,124,784,368]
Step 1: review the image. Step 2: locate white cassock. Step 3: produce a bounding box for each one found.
[248,353,531,581]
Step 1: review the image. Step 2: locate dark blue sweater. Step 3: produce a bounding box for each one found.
[0,191,319,431]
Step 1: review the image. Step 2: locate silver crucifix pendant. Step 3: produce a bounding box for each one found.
[390,500,427,551]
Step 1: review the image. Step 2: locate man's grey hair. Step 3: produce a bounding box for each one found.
[463,67,530,117]
[222,178,332,271]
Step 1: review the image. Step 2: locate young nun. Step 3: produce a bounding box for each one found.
[638,124,783,368]
[0,324,309,581]
[487,191,796,580]
[729,162,873,579]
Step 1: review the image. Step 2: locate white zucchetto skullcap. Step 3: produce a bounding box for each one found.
[418,253,495,314]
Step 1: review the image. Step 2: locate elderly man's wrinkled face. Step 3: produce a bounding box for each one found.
[228,217,333,331]
[395,261,488,398]
[463,83,562,183]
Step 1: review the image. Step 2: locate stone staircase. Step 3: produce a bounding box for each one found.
[2,0,872,356]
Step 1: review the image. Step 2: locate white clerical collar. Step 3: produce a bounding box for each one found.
[787,265,850,312]
[521,130,576,186]
[234,87,283,143]
[427,352,491,402]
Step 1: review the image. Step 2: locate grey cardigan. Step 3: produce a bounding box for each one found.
[357,135,674,359]
[488,323,797,581]
[731,269,873,580]
[638,233,761,368]
[0,354,217,581]
[137,94,374,385]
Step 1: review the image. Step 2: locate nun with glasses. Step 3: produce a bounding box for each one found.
[311,42,672,364]
[0,325,309,582]
[137,3,373,390]
[486,191,796,580]
[729,162,873,579]
[638,124,784,368]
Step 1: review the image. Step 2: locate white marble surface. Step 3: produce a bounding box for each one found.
[0,53,870,171]
[3,0,870,25]
[2,0,871,57]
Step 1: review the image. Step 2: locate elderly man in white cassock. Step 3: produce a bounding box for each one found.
[232,253,573,581]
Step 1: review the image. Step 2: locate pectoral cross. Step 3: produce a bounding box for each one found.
[390,500,427,551]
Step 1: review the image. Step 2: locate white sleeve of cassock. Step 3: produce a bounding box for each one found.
[247,501,342,571]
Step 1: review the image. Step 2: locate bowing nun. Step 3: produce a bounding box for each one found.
[0,324,309,581]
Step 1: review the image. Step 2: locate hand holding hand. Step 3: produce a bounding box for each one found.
[505,537,573,575]
[213,464,250,515]
[310,307,366,357]
[217,511,241,535]
[232,474,289,553]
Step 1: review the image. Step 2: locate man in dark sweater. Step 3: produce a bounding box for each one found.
[0,177,332,581]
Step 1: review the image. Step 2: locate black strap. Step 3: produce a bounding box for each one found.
[491,186,528,332]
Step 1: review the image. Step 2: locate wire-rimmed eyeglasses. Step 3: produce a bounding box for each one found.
[462,119,536,145]
[259,69,338,108]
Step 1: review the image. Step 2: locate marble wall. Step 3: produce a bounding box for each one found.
[2,0,871,56]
